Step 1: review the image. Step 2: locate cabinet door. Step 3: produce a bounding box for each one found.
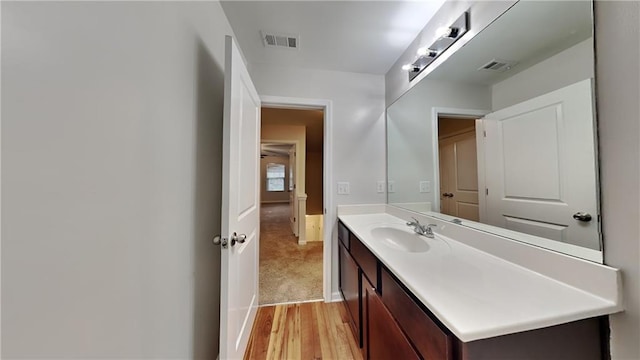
[363,279,420,360]
[381,268,453,360]
[339,243,361,346]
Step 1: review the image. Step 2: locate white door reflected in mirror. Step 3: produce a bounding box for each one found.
[480,79,598,250]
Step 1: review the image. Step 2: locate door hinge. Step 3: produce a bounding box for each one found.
[483,130,487,137]
[485,188,489,195]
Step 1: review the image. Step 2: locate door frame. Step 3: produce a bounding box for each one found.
[430,107,489,213]
[260,95,333,302]
[260,140,300,236]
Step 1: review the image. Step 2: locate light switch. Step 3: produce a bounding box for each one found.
[388,181,396,193]
[377,181,385,193]
[337,182,350,195]
[420,181,430,193]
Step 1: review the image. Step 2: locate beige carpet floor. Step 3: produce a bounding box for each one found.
[259,203,323,305]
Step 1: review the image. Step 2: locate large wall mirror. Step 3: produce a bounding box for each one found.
[386,0,602,262]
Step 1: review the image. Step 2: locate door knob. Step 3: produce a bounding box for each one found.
[442,193,454,198]
[572,212,592,222]
[212,235,228,248]
[231,232,247,246]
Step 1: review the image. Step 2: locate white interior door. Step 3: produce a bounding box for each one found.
[219,36,261,359]
[482,79,599,250]
[439,131,479,221]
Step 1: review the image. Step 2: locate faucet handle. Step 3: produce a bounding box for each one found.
[406,217,419,226]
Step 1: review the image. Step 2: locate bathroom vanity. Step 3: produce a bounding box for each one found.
[337,207,621,360]
[339,0,624,358]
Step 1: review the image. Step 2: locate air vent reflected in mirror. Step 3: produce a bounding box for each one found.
[478,58,518,72]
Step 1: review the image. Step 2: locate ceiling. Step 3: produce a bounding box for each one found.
[261,143,292,157]
[220,0,447,75]
[262,107,324,154]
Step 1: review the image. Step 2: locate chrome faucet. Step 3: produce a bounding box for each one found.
[406,218,436,238]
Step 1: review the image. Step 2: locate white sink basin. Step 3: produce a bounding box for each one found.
[370,226,431,253]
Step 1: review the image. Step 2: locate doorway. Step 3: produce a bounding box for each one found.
[259,106,326,305]
[436,114,483,222]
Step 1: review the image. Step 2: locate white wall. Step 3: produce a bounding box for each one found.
[1,2,234,358]
[387,79,491,207]
[492,38,594,111]
[250,63,386,295]
[595,2,640,359]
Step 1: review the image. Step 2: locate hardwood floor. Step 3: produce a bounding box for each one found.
[244,301,362,360]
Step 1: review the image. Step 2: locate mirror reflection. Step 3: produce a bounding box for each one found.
[386,0,601,261]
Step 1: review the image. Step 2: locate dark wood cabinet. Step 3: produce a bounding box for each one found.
[337,220,605,360]
[362,276,420,360]
[338,221,350,249]
[339,240,361,345]
[350,232,377,285]
[381,267,453,360]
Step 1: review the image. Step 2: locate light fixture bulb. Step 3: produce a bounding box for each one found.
[418,47,438,57]
[435,26,451,38]
[436,26,460,39]
[402,64,413,71]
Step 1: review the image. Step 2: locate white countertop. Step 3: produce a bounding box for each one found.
[338,211,623,342]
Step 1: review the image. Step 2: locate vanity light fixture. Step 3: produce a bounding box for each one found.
[404,11,469,81]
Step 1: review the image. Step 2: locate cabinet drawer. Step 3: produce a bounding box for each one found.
[350,233,377,285]
[381,267,453,360]
[338,221,350,249]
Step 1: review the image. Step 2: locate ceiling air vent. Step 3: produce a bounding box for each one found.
[261,31,299,50]
[478,58,518,72]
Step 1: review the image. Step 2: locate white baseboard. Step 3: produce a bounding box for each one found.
[261,298,324,307]
[330,291,343,302]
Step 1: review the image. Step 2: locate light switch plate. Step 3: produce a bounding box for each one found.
[388,181,396,193]
[337,182,350,195]
[420,181,430,193]
[377,181,385,193]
